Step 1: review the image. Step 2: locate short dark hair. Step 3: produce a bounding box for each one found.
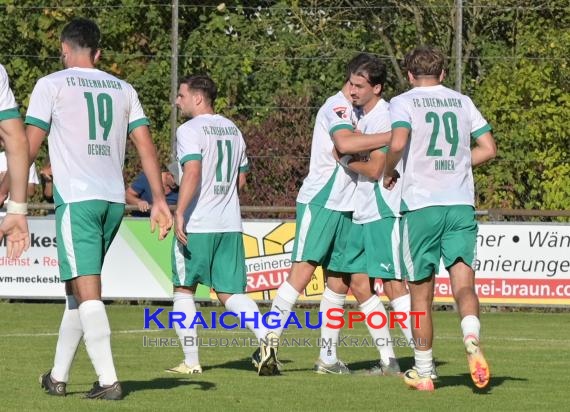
[404,46,446,77]
[351,58,387,89]
[60,18,100,58]
[180,75,217,106]
[345,53,374,82]
[346,53,387,89]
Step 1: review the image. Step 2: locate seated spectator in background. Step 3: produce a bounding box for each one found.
[126,162,179,216]
[0,147,39,216]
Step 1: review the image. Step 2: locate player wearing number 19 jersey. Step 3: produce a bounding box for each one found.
[384,46,496,391]
[32,19,172,400]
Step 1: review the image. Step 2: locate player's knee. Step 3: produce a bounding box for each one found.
[289,263,316,288]
[393,281,409,296]
[453,285,477,302]
[327,276,350,295]
[410,292,433,310]
[350,279,372,302]
[384,280,408,300]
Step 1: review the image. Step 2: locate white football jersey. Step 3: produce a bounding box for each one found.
[390,85,491,211]
[0,64,19,120]
[25,67,149,205]
[177,114,248,233]
[352,99,402,223]
[296,91,358,211]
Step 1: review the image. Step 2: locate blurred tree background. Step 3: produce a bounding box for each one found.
[0,0,568,212]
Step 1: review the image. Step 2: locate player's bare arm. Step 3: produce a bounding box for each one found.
[130,125,172,239]
[0,124,46,200]
[344,149,386,180]
[0,117,31,258]
[383,127,409,190]
[333,128,391,154]
[174,159,201,245]
[471,132,497,167]
[238,172,247,194]
[125,186,150,213]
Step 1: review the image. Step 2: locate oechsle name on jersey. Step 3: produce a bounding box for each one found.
[88,143,111,157]
[144,308,426,331]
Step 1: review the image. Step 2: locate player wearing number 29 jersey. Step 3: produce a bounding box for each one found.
[390,85,490,212]
[25,68,148,205]
[384,46,496,392]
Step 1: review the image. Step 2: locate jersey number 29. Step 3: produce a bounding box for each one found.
[425,111,459,157]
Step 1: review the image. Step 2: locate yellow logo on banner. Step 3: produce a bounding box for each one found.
[242,222,325,301]
[306,267,325,297]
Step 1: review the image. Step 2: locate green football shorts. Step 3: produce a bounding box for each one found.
[400,205,478,282]
[55,200,124,281]
[342,217,402,279]
[291,202,353,272]
[172,232,247,294]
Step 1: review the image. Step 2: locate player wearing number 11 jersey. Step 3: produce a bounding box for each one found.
[168,75,269,375]
[29,19,172,400]
[383,46,497,391]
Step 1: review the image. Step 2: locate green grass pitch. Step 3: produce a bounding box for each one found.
[1,303,568,410]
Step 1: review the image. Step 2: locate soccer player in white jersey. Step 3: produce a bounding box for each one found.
[258,56,392,376]
[0,64,31,258]
[169,75,270,375]
[317,55,406,376]
[16,19,172,400]
[384,46,496,391]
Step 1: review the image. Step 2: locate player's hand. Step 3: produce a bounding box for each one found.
[40,165,53,182]
[0,214,30,258]
[383,170,400,190]
[174,211,187,246]
[137,200,150,213]
[149,200,172,240]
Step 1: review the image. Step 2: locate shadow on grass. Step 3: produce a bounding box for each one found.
[437,373,527,393]
[204,357,292,372]
[348,356,438,373]
[121,378,215,397]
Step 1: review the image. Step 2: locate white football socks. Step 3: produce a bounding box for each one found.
[173,292,200,367]
[390,293,414,343]
[318,287,346,364]
[414,348,433,377]
[78,300,117,386]
[360,295,396,364]
[51,295,83,383]
[461,315,481,342]
[269,281,300,337]
[225,294,267,340]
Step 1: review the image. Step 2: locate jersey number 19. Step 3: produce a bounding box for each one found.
[84,92,113,141]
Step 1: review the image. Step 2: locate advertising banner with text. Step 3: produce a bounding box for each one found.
[0,218,568,305]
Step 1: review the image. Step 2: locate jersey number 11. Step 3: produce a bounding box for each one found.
[216,139,233,182]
